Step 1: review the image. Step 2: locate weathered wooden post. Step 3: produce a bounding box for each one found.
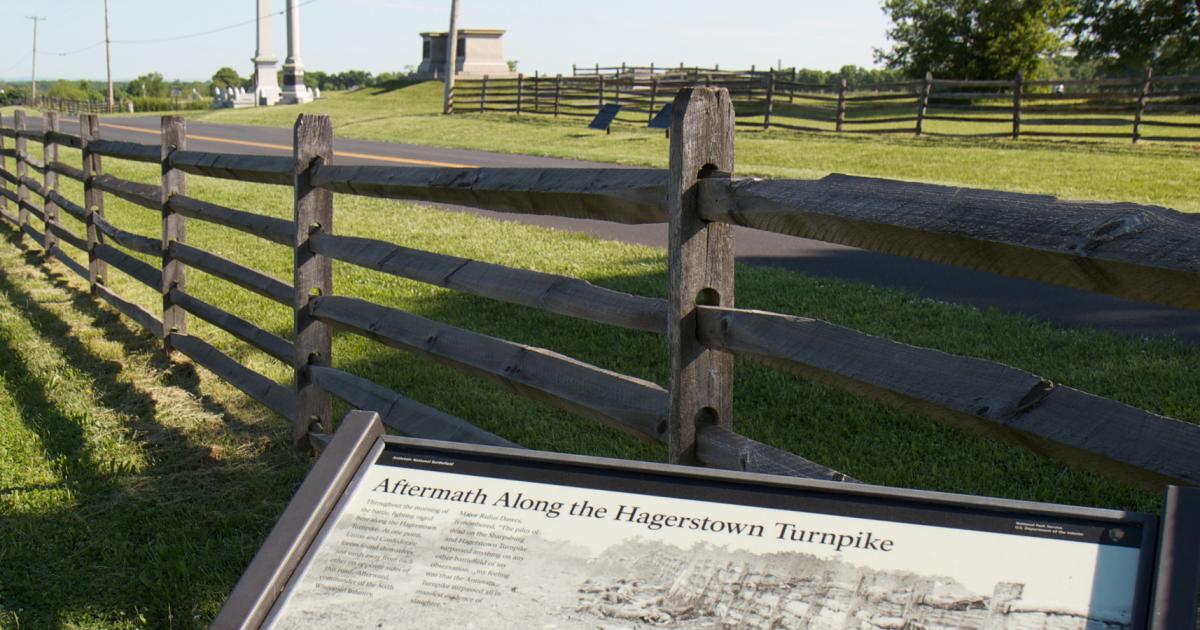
[836,79,848,132]
[1012,70,1024,140]
[790,67,797,103]
[80,114,107,292]
[0,115,7,217]
[554,75,562,118]
[515,73,524,115]
[14,111,28,230]
[292,114,333,445]
[533,70,540,113]
[479,75,488,113]
[1133,67,1152,143]
[763,72,775,130]
[915,71,932,136]
[649,79,659,125]
[598,74,606,108]
[666,87,735,465]
[161,116,187,352]
[43,111,59,255]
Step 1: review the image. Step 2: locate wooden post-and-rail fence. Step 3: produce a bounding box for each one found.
[451,68,1200,143]
[2,86,1200,494]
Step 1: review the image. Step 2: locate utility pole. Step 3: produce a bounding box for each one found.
[26,16,46,105]
[104,0,114,111]
[442,0,460,114]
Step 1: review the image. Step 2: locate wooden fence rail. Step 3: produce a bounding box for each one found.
[1,86,1199,492]
[454,67,1200,143]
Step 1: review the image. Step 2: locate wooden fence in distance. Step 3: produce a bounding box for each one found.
[454,67,1200,143]
[1,87,1199,493]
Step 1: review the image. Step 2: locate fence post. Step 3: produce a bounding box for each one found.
[479,75,488,113]
[1012,71,1023,140]
[571,63,576,77]
[666,87,735,465]
[161,116,187,352]
[554,75,562,118]
[1133,67,1152,143]
[0,115,7,217]
[446,79,455,114]
[533,70,540,113]
[763,72,775,130]
[43,111,59,255]
[836,79,847,133]
[790,67,797,102]
[292,114,334,445]
[80,114,106,293]
[915,71,932,136]
[14,111,28,231]
[649,79,658,125]
[599,75,606,108]
[516,73,524,115]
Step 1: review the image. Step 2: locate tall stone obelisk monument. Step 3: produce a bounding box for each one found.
[280,0,314,104]
[252,0,281,105]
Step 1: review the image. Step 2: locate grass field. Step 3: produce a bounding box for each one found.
[0,83,1198,627]
[159,80,1200,213]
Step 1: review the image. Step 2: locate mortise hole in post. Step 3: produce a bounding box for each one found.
[696,406,719,426]
[309,287,322,297]
[695,288,720,306]
[309,222,321,233]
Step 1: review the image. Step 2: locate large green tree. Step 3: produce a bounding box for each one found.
[211,67,246,91]
[131,72,167,98]
[1069,0,1200,74]
[875,0,1074,79]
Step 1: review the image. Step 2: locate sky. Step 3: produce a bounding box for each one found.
[0,1,893,82]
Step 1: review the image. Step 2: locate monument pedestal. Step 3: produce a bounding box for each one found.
[254,56,281,106]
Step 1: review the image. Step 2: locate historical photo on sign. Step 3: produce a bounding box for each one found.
[264,445,1144,629]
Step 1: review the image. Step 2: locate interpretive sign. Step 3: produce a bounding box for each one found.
[648,103,673,129]
[588,103,623,133]
[216,412,1199,629]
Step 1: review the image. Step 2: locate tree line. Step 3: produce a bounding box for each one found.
[210,67,417,93]
[876,0,1199,79]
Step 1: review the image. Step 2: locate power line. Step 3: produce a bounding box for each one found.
[0,52,32,75]
[39,0,320,57]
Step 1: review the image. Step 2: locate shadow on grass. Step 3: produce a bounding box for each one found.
[0,230,307,628]
[0,204,1177,625]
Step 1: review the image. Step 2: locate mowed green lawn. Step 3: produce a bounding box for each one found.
[167,80,1200,212]
[0,83,1198,627]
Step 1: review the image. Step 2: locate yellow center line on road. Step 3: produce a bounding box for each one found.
[99,121,476,168]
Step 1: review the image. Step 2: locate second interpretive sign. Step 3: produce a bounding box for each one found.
[261,438,1158,629]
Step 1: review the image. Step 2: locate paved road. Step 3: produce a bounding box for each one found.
[6,114,1199,342]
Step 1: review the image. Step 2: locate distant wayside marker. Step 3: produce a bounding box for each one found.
[588,104,623,134]
[648,103,673,129]
[648,103,673,138]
